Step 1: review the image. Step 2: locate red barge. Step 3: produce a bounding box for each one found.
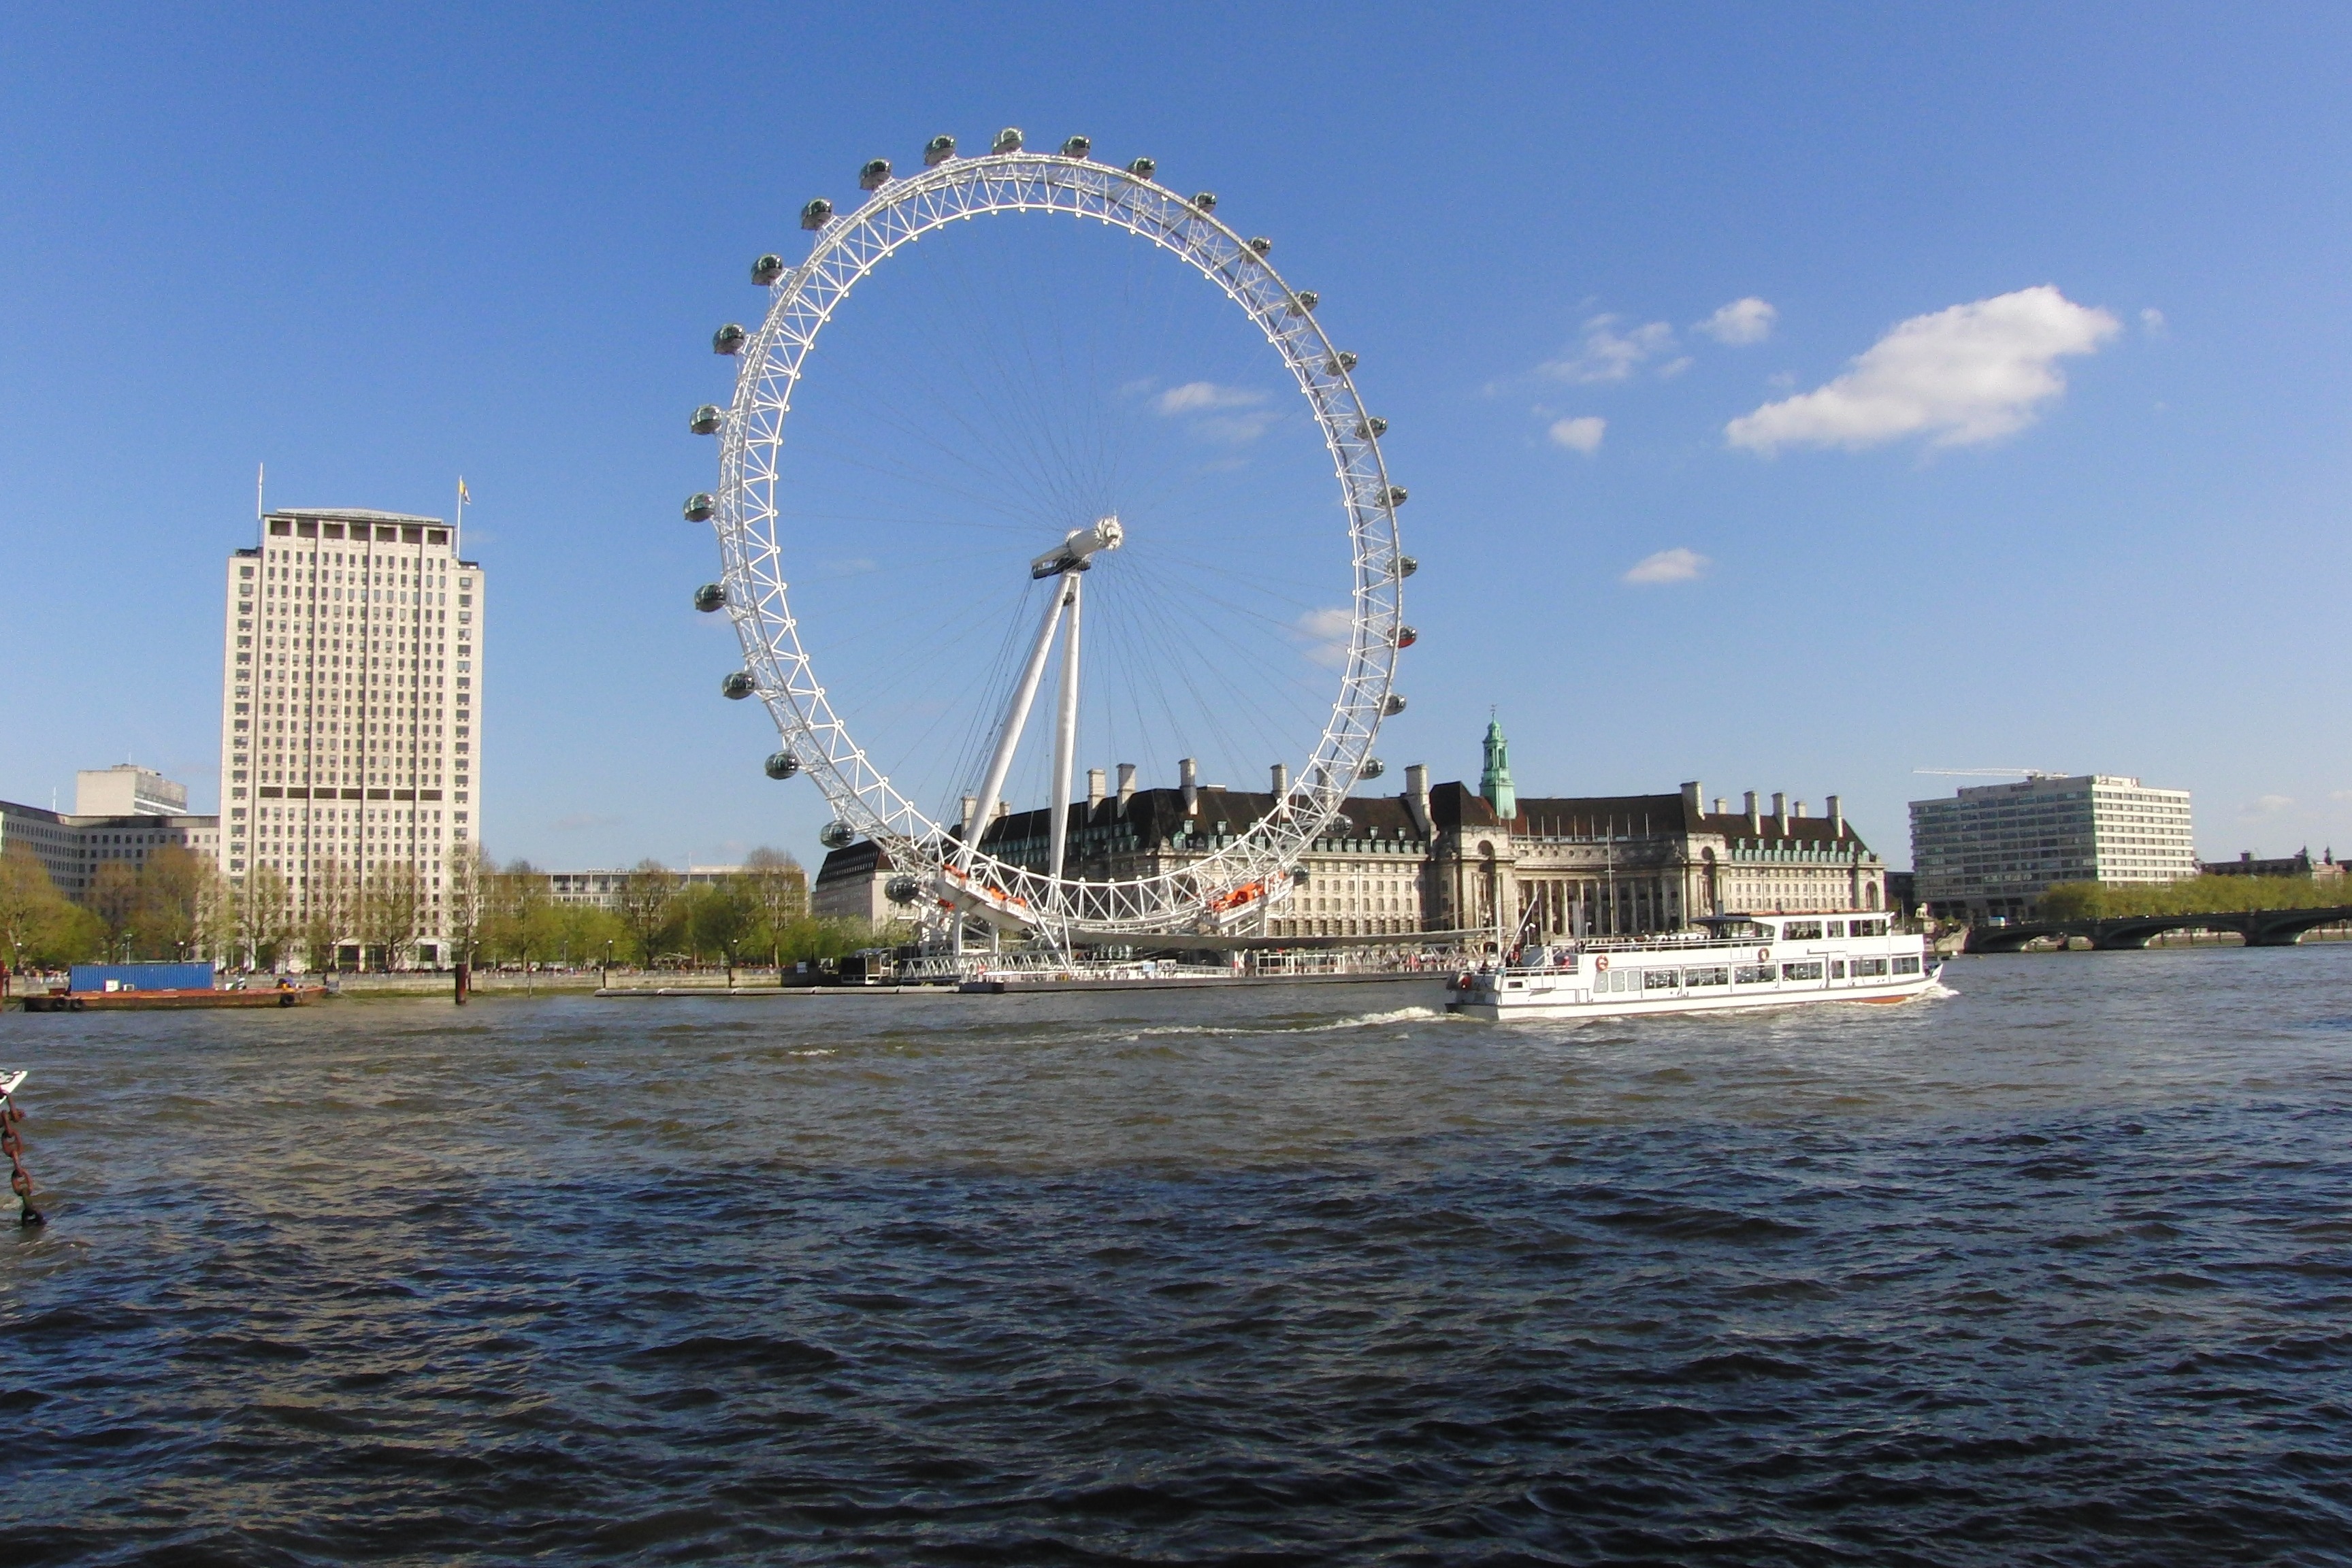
[14,962,324,1013]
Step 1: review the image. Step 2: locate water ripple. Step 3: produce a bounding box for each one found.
[5,946,2352,1563]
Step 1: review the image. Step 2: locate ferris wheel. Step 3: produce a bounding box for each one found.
[686,129,1413,947]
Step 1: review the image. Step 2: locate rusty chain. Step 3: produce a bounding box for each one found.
[1,1089,42,1228]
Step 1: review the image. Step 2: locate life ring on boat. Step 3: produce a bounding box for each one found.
[1453,971,1473,990]
[1593,955,1610,973]
[1757,948,1771,962]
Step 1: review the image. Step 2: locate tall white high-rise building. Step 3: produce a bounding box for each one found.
[220,508,485,966]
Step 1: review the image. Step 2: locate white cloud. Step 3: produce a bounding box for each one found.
[1155,381,1277,444]
[1622,547,1709,586]
[1725,286,2120,454]
[1547,416,1606,453]
[2140,307,2167,336]
[1154,381,1264,415]
[2242,795,2296,817]
[1697,297,1777,345]
[1292,607,1356,668]
[1541,315,1676,382]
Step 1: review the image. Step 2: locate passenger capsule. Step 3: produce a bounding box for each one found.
[1192,191,1217,212]
[693,583,726,612]
[1382,693,1407,717]
[1385,485,1409,506]
[924,133,958,166]
[751,253,785,285]
[689,404,723,435]
[683,493,715,522]
[1325,350,1358,374]
[713,323,747,355]
[1128,157,1156,179]
[859,158,892,191]
[764,751,801,781]
[721,670,755,700]
[1358,758,1387,781]
[1060,135,1090,158]
[819,820,858,850]
[800,197,834,230]
[1355,416,1388,439]
[1247,236,1272,256]
[1286,290,1318,315]
[885,874,921,904]
[1394,625,1418,649]
[1396,555,1419,578]
[992,127,1023,154]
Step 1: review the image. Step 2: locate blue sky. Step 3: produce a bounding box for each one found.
[3,4,2348,870]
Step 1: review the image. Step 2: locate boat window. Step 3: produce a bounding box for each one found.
[1830,960,1846,979]
[1783,921,1825,941]
[1611,970,1636,993]
[1827,921,1845,937]
[1685,966,1729,987]
[1849,918,1888,937]
[1893,956,1922,975]
[1852,958,1889,977]
[1734,964,1774,984]
[1644,969,1679,990]
[1781,961,1823,981]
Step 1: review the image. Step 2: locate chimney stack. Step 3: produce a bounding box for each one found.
[1773,791,1788,835]
[994,798,1009,821]
[1713,797,1727,815]
[1680,780,1702,819]
[1744,790,1761,834]
[1088,768,1107,807]
[1405,763,1433,837]
[960,794,978,836]
[1793,800,1806,818]
[1270,762,1289,798]
[1116,762,1136,807]
[1828,794,1844,836]
[1180,756,1198,816]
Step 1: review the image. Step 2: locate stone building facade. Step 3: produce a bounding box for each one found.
[816,723,1886,943]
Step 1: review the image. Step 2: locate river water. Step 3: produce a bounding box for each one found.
[5,947,2351,1565]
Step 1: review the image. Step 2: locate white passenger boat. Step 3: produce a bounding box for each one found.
[1449,913,1940,1022]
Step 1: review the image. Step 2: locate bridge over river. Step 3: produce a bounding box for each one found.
[1965,904,2352,953]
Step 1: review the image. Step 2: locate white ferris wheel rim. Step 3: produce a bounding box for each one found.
[710,143,1406,936]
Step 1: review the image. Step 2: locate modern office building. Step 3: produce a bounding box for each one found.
[0,766,221,899]
[813,723,1888,941]
[1908,774,2195,921]
[221,507,485,965]
[545,866,753,908]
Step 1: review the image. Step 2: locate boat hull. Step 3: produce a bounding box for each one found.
[20,987,324,1012]
[1450,970,1938,1022]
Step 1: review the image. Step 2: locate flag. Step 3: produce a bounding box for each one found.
[457,477,472,505]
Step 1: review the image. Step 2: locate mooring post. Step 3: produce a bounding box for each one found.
[454,961,470,1006]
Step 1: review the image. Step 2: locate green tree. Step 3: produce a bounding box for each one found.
[89,860,141,960]
[742,846,809,975]
[301,858,353,971]
[692,875,760,985]
[237,864,294,970]
[2040,874,2345,921]
[444,842,489,971]
[360,862,425,970]
[483,859,552,968]
[617,860,683,967]
[0,847,69,975]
